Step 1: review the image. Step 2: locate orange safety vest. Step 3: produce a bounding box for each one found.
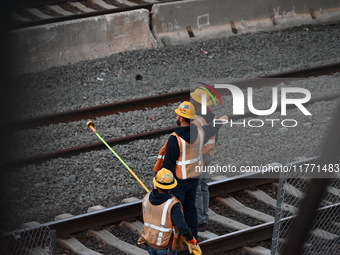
[192,115,216,157]
[141,193,182,250]
[153,127,204,179]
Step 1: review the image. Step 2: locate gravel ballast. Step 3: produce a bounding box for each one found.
[1,22,340,232]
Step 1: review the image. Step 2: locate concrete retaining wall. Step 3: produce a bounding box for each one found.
[151,0,340,45]
[10,9,157,74]
[9,0,340,74]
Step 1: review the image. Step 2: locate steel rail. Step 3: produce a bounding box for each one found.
[2,174,338,254]
[7,126,175,167]
[1,172,277,237]
[184,222,275,255]
[183,202,340,255]
[12,91,188,130]
[208,171,279,197]
[7,93,340,167]
[11,62,340,131]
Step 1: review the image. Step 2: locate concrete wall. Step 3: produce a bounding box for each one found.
[151,0,340,45]
[10,9,157,74]
[9,0,340,74]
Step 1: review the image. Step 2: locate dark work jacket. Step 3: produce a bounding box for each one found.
[197,108,215,123]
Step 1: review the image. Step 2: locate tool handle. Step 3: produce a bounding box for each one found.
[86,121,97,132]
[89,125,97,132]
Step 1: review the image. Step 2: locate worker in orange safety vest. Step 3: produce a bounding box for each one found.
[153,101,227,238]
[138,168,202,255]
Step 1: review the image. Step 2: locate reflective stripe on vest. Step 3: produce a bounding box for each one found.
[193,115,216,156]
[153,141,168,173]
[205,139,215,145]
[144,222,173,233]
[157,198,174,245]
[197,126,204,164]
[142,193,150,216]
[177,136,187,179]
[196,117,204,126]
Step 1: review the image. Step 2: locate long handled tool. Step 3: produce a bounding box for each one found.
[86,120,200,254]
[86,120,150,193]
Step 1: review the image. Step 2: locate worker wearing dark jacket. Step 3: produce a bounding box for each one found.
[153,101,227,238]
[191,87,218,232]
[138,168,201,255]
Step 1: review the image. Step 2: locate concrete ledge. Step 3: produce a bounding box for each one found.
[151,0,340,45]
[10,9,158,74]
[8,0,340,74]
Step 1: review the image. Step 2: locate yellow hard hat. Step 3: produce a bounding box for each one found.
[153,168,178,189]
[174,101,198,119]
[190,87,212,105]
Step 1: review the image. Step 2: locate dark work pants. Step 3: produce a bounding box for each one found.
[171,178,199,238]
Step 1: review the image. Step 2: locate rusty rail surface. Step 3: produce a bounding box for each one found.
[11,62,340,131]
[2,169,338,254]
[7,92,340,167]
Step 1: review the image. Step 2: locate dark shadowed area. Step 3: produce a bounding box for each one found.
[0,2,20,232]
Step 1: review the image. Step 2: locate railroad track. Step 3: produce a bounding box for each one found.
[9,0,179,29]
[2,7,340,252]
[6,90,340,167]
[1,170,339,254]
[11,62,340,130]
[2,63,340,254]
[6,63,340,167]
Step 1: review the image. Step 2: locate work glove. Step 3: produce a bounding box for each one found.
[218,115,228,123]
[213,115,228,127]
[137,236,146,245]
[186,237,202,254]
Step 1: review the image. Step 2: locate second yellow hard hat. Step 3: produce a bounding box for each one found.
[190,87,213,105]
